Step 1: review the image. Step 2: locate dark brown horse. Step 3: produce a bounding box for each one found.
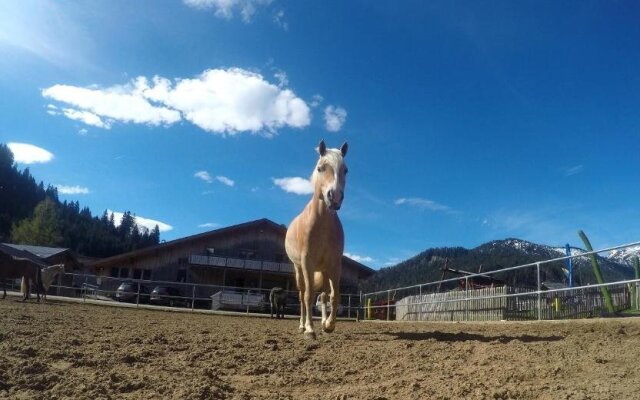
[0,250,44,302]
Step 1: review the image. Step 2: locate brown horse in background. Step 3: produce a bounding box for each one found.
[0,251,44,302]
[285,140,348,339]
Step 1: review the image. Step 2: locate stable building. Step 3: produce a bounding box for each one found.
[90,218,374,295]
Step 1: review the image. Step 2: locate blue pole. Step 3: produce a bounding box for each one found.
[565,244,573,288]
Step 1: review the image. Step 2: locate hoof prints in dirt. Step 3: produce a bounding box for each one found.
[3,301,640,399]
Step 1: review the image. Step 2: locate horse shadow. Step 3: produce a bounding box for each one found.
[385,331,564,343]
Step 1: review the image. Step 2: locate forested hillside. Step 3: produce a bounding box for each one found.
[0,143,159,257]
[361,239,633,292]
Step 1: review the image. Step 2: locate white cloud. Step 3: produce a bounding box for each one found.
[198,222,221,229]
[7,142,54,164]
[272,177,313,195]
[78,128,88,135]
[273,9,288,31]
[310,94,324,108]
[42,83,181,127]
[395,197,453,213]
[62,108,110,129]
[194,170,213,183]
[215,176,235,186]
[273,70,288,87]
[43,68,311,136]
[324,105,347,132]
[56,185,89,195]
[344,252,375,264]
[108,210,173,233]
[183,0,272,23]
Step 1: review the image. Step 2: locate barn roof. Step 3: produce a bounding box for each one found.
[2,243,70,259]
[0,243,51,267]
[90,218,375,275]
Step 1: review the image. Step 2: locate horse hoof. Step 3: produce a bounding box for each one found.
[304,331,317,340]
[322,326,335,334]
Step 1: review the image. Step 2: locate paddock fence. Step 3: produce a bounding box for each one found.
[363,240,640,322]
[21,272,361,318]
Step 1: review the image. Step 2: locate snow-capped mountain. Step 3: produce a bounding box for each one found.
[608,245,640,266]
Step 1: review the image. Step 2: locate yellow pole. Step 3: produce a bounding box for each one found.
[554,297,560,312]
[366,298,372,320]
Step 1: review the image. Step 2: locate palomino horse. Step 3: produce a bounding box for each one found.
[0,251,44,302]
[285,140,348,339]
[22,264,65,302]
[269,287,287,319]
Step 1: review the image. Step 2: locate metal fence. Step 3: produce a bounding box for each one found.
[40,272,361,318]
[362,240,640,322]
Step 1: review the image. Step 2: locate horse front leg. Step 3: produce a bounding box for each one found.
[301,264,316,339]
[294,265,305,333]
[323,273,340,333]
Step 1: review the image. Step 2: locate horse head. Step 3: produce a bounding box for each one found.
[312,139,348,211]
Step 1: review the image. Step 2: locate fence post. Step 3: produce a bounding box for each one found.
[348,294,352,319]
[191,284,195,311]
[465,276,469,321]
[537,262,542,321]
[83,274,88,302]
[136,281,141,307]
[387,290,391,321]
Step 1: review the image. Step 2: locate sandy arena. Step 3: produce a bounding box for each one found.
[1,299,640,400]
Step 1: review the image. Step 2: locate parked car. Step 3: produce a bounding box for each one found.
[115,281,148,303]
[150,286,190,307]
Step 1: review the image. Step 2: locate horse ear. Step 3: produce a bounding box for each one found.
[340,142,348,157]
[317,140,327,156]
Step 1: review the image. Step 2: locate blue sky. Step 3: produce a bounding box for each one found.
[1,0,639,268]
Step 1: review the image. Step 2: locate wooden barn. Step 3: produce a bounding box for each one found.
[90,218,374,295]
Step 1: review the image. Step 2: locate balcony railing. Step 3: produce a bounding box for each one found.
[188,254,294,273]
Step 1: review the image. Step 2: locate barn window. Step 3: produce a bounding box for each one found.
[133,269,142,280]
[119,268,130,278]
[110,268,119,278]
[143,269,151,280]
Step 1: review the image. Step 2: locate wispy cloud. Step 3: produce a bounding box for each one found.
[272,177,313,195]
[198,222,221,229]
[324,105,347,132]
[395,197,453,213]
[183,0,273,23]
[310,94,324,108]
[56,185,89,195]
[344,252,375,264]
[108,210,173,232]
[215,176,235,187]
[564,165,584,177]
[194,170,213,183]
[43,68,311,137]
[272,9,288,31]
[7,142,54,164]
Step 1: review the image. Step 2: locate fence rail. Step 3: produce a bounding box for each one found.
[362,240,640,322]
[28,272,361,318]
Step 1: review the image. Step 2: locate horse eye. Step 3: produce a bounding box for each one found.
[317,166,325,172]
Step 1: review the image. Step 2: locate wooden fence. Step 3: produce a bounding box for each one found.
[394,284,632,322]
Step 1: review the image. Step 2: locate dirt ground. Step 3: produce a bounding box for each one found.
[1,299,640,400]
